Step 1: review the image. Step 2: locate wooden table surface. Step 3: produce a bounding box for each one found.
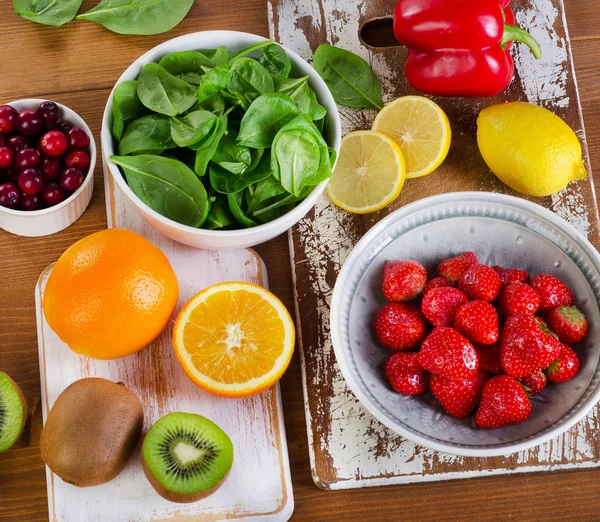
[1,1,599,521]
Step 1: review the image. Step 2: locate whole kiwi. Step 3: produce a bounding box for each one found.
[40,378,143,487]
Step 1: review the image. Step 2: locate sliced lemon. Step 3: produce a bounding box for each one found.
[372,96,451,178]
[326,130,406,214]
[173,282,295,398]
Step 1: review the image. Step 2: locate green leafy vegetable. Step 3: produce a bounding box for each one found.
[137,63,197,117]
[247,176,288,214]
[193,113,228,177]
[238,93,298,149]
[210,46,229,67]
[76,0,194,35]
[111,80,145,141]
[170,110,216,147]
[313,44,383,110]
[259,44,292,77]
[110,155,209,227]
[228,192,257,228]
[204,197,236,230]
[211,131,253,174]
[229,40,274,63]
[210,152,272,194]
[228,58,274,100]
[159,51,212,85]
[13,0,83,26]
[118,114,175,156]
[197,64,229,104]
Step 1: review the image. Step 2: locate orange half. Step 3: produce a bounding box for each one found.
[173,282,295,398]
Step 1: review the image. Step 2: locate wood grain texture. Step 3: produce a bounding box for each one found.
[2,0,600,520]
[269,0,600,491]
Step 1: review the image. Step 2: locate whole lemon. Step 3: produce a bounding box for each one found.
[43,229,179,360]
[477,102,587,197]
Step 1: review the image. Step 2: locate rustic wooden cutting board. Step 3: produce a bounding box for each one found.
[32,167,294,521]
[269,0,600,489]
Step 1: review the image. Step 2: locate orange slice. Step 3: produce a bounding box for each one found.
[173,282,295,398]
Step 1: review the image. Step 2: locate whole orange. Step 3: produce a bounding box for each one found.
[43,228,179,360]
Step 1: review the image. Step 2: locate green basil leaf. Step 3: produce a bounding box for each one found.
[197,64,230,104]
[259,44,292,77]
[228,58,274,98]
[237,93,298,149]
[170,110,217,147]
[118,114,176,156]
[137,63,197,117]
[110,155,209,227]
[111,80,145,141]
[227,191,256,228]
[13,0,83,26]
[228,40,274,63]
[313,44,383,110]
[204,197,237,230]
[194,113,228,177]
[210,152,271,194]
[76,0,194,35]
[210,46,229,67]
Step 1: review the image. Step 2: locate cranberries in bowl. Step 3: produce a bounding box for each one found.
[0,99,95,237]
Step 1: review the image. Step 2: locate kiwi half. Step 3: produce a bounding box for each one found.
[141,412,234,503]
[0,372,27,453]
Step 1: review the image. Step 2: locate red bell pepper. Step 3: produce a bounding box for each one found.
[393,0,541,97]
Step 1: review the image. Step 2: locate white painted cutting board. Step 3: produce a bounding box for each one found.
[33,168,294,521]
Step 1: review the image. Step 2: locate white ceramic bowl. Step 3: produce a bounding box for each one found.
[102,31,341,250]
[0,99,95,237]
[331,192,600,457]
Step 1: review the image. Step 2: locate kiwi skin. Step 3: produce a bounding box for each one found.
[40,378,143,487]
[141,457,231,504]
[0,372,28,452]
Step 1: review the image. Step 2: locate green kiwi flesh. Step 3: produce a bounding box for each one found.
[0,372,27,453]
[142,412,234,503]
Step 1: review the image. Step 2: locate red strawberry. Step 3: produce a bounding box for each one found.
[421,287,468,326]
[475,375,532,429]
[437,252,478,283]
[418,327,478,380]
[497,283,540,316]
[520,371,547,396]
[375,303,427,351]
[430,371,489,418]
[531,274,574,313]
[385,352,429,395]
[454,300,499,344]
[493,266,530,286]
[458,264,502,302]
[382,260,427,302]
[474,342,503,373]
[500,314,563,377]
[423,276,453,296]
[547,306,588,344]
[546,344,580,383]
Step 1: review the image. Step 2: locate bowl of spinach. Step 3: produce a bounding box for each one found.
[102,31,341,250]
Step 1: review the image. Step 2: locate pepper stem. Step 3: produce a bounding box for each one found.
[502,24,542,59]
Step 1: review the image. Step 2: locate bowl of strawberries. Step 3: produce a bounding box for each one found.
[330,192,600,456]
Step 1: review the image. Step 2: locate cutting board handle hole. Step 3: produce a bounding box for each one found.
[360,16,401,49]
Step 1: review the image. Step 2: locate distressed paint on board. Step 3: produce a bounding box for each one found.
[270,0,600,489]
[34,169,294,521]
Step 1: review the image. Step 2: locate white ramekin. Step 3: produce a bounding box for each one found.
[102,31,341,250]
[0,99,95,237]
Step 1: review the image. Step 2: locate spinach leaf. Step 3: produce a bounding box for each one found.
[273,76,325,120]
[110,155,209,227]
[77,0,194,35]
[118,114,176,156]
[228,40,274,63]
[137,63,197,117]
[194,113,228,177]
[228,58,274,99]
[170,110,217,147]
[246,176,287,214]
[204,197,236,230]
[199,93,226,116]
[274,75,308,95]
[210,152,271,194]
[111,80,145,141]
[313,44,383,110]
[159,51,212,85]
[13,0,83,26]
[259,44,292,77]
[237,93,298,149]
[211,131,252,174]
[197,64,229,104]
[252,186,311,217]
[227,192,256,228]
[210,46,229,67]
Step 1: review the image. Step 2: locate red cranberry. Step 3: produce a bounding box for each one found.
[15,147,40,170]
[0,147,14,168]
[42,182,65,207]
[16,110,44,137]
[65,150,90,171]
[0,182,20,209]
[41,156,63,181]
[60,167,84,192]
[6,165,20,184]
[40,130,68,157]
[68,127,90,150]
[20,193,42,211]
[53,121,73,135]
[18,168,44,195]
[37,102,60,128]
[7,135,30,152]
[0,105,17,134]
